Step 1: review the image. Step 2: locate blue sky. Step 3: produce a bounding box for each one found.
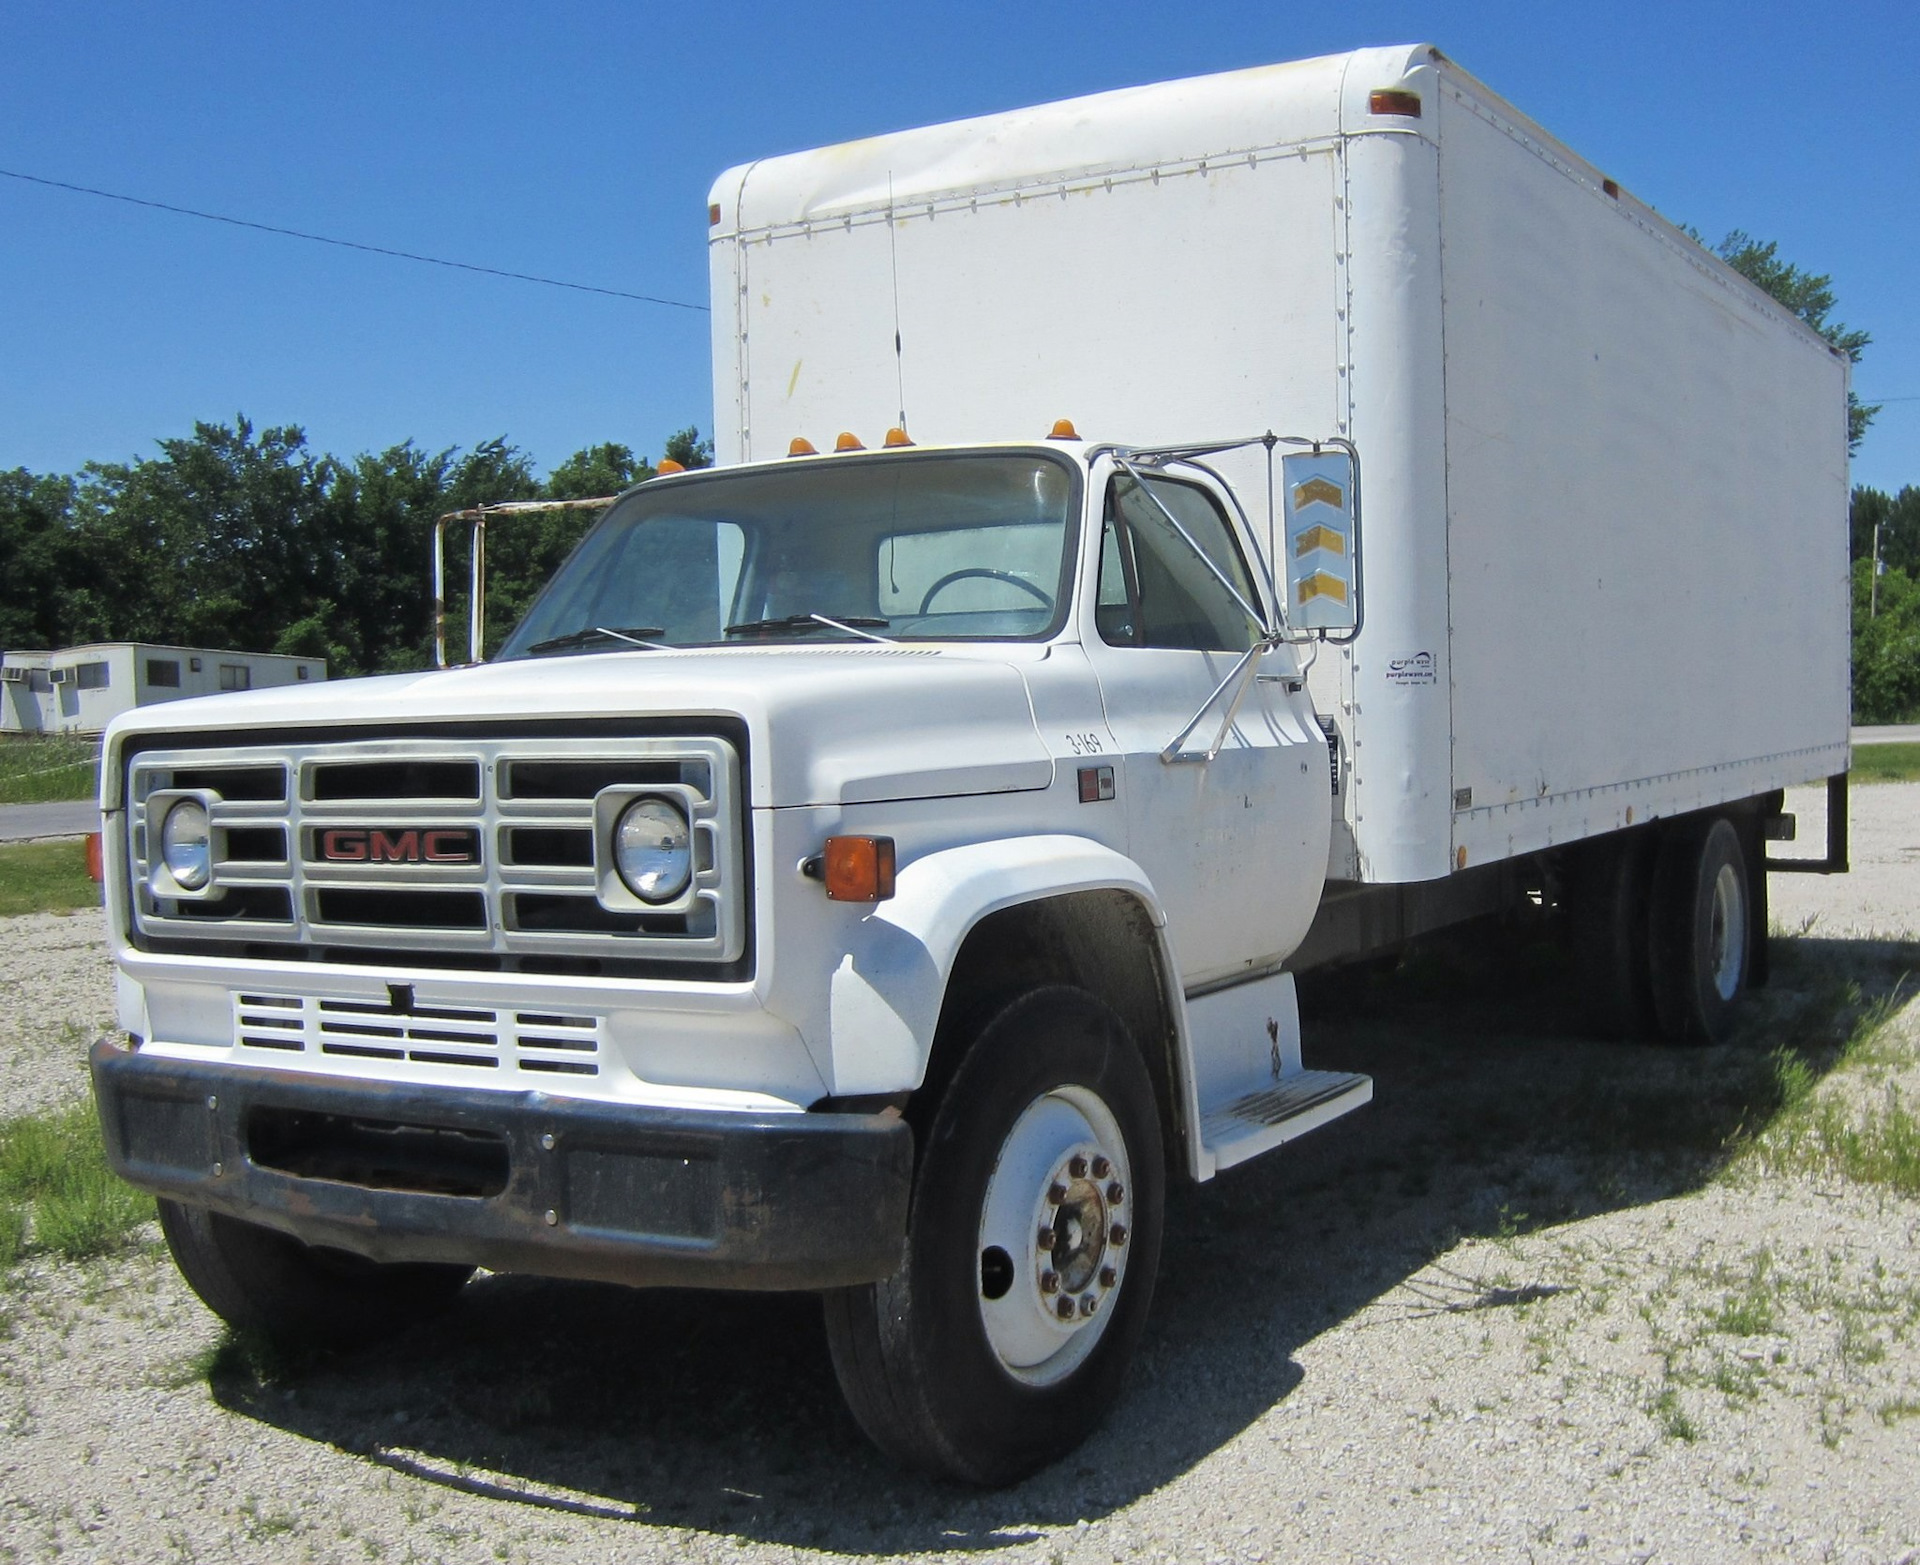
[3,1,1915,493]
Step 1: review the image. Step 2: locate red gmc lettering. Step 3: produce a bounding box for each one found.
[422,830,472,863]
[320,828,367,861]
[368,830,420,863]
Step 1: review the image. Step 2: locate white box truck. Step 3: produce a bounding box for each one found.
[93,43,1849,1484]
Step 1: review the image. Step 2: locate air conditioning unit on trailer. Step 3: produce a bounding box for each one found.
[0,666,30,684]
[47,667,73,686]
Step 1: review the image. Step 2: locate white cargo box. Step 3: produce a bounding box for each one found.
[708,43,1851,885]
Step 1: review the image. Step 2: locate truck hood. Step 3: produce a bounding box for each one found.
[101,646,1056,810]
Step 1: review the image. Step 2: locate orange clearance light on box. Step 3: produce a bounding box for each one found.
[823,836,896,902]
[1368,88,1421,118]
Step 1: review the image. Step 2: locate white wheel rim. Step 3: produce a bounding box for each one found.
[976,1083,1132,1387]
[1708,860,1745,1002]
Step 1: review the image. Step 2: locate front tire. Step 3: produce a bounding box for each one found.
[158,1199,473,1350]
[823,986,1164,1485]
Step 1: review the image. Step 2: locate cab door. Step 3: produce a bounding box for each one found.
[1080,462,1330,988]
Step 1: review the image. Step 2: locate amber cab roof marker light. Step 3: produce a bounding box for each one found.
[788,437,818,457]
[1368,89,1421,118]
[834,431,866,452]
[883,427,914,447]
[1047,419,1081,440]
[655,458,687,475]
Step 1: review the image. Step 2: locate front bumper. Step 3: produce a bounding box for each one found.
[92,1038,912,1291]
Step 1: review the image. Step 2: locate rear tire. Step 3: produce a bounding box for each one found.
[1565,831,1658,1039]
[158,1199,473,1350]
[1648,815,1751,1045]
[823,986,1164,1486]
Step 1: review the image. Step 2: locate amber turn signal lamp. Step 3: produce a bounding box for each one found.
[1369,89,1421,118]
[834,431,865,452]
[656,458,687,475]
[823,836,896,902]
[1047,419,1080,440]
[884,426,913,447]
[788,437,818,457]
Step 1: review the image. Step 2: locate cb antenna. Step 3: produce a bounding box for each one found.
[887,173,907,432]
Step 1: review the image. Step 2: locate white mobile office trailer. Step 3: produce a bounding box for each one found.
[708,42,1851,890]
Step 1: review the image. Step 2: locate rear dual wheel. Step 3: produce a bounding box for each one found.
[1568,812,1756,1045]
[824,986,1164,1486]
[1649,815,1753,1045]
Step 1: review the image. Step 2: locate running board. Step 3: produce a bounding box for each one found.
[1201,1070,1373,1174]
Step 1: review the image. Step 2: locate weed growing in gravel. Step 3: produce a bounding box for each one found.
[0,1103,151,1266]
[1878,1397,1920,1426]
[1648,1385,1699,1441]
[1710,1251,1777,1336]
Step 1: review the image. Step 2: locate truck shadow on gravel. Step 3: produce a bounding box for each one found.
[202,926,1917,1554]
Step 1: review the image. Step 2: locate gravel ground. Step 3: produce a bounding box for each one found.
[2,785,1917,1565]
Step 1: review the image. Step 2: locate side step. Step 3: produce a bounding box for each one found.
[1201,1069,1373,1174]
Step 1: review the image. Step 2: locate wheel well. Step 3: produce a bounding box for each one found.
[913,891,1188,1180]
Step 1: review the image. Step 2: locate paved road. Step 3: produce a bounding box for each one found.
[0,799,99,842]
[1852,724,1920,746]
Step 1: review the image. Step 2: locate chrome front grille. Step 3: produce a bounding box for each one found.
[127,734,745,965]
[235,992,603,1078]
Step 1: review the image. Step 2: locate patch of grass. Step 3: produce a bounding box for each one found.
[1711,1251,1777,1337]
[1879,1397,1920,1427]
[1850,742,1920,785]
[0,839,98,917]
[1649,1384,1700,1441]
[0,734,98,804]
[0,1104,150,1265]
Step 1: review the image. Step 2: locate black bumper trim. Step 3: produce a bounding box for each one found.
[91,1039,912,1291]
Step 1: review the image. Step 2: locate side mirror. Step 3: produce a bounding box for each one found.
[1280,445,1361,639]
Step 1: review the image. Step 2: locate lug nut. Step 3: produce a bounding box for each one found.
[1110,1222,1128,1246]
[1047,1182,1067,1206]
[1099,1265,1118,1289]
[1091,1156,1111,1179]
[1068,1155,1089,1179]
[1040,1270,1060,1294]
[1079,1294,1099,1318]
[1056,1296,1076,1321]
[1107,1180,1125,1203]
[1038,1224,1055,1250]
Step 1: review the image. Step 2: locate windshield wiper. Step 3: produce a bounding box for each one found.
[524,625,666,656]
[724,613,894,643]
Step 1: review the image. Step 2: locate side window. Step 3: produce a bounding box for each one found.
[1097,474,1261,651]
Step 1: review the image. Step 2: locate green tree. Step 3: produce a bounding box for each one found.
[662,426,714,470]
[1851,557,1920,722]
[1850,484,1920,575]
[547,442,648,500]
[1704,231,1877,452]
[0,469,76,651]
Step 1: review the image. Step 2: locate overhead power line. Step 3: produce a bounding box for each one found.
[0,166,709,313]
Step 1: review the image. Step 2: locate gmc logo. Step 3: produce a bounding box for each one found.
[317,828,479,865]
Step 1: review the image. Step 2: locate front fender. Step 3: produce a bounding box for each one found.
[825,835,1175,1097]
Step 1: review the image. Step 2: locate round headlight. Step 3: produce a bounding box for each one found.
[614,798,691,903]
[161,799,212,891]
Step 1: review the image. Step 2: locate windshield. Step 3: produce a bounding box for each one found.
[496,451,1080,659]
